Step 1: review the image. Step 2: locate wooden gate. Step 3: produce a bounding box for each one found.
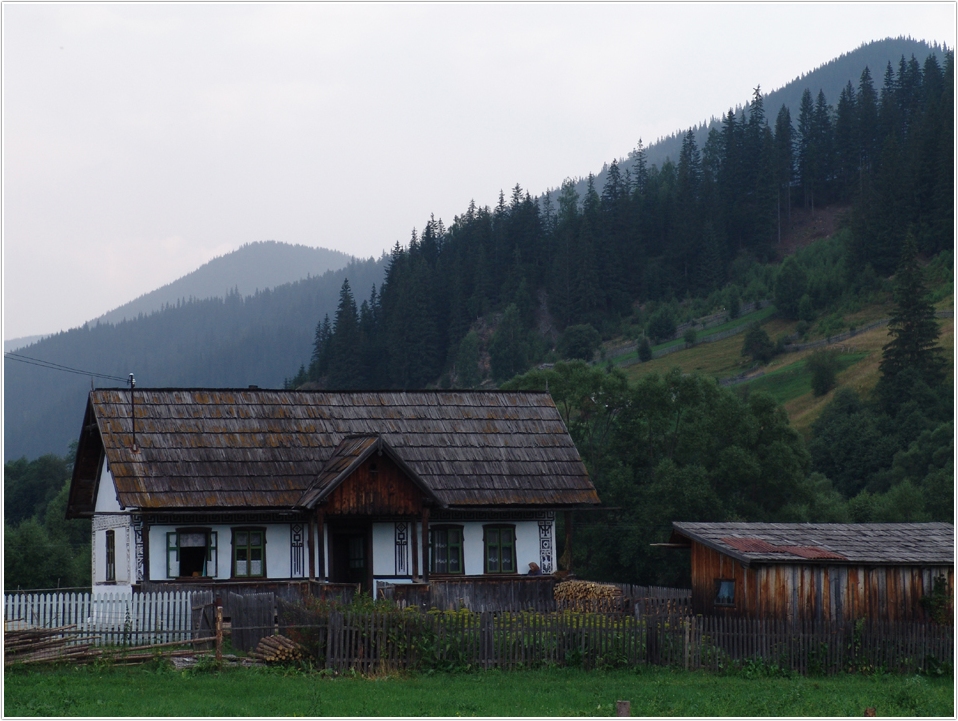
[191,591,215,650]
[229,592,275,652]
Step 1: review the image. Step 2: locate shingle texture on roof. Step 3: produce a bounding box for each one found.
[673,522,954,565]
[82,389,599,510]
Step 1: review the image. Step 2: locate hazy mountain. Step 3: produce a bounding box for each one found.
[5,256,386,461]
[545,36,946,203]
[93,240,353,326]
[4,335,48,353]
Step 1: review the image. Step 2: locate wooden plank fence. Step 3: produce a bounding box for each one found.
[4,591,195,646]
[272,604,953,675]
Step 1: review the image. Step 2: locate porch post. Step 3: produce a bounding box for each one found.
[142,518,150,582]
[316,508,325,582]
[411,515,419,581]
[421,507,430,582]
[564,511,573,576]
[307,512,315,581]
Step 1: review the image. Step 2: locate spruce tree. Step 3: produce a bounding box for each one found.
[878,235,947,400]
[328,279,361,389]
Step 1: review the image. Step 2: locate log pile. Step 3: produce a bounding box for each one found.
[249,634,305,664]
[554,580,625,612]
[4,625,101,666]
[5,625,219,667]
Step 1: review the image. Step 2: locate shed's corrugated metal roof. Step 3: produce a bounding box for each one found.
[672,522,955,565]
[77,389,599,511]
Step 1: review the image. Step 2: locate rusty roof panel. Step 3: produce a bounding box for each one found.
[72,389,599,513]
[722,537,783,554]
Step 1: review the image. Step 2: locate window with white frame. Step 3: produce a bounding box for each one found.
[166,529,217,578]
[232,528,266,578]
[429,526,464,574]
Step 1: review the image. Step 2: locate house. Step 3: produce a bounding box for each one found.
[667,521,954,623]
[66,389,600,597]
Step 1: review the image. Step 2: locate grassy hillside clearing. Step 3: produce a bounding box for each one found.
[620,306,952,435]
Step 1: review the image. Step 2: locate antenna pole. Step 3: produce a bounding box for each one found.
[129,373,137,451]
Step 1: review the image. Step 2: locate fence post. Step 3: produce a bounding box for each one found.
[215,597,223,664]
[616,700,631,717]
[684,617,691,671]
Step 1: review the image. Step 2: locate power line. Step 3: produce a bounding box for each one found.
[4,352,129,383]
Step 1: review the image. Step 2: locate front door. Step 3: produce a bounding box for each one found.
[329,524,371,593]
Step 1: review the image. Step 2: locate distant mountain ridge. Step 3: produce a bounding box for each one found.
[4,335,49,354]
[5,256,386,461]
[93,241,353,326]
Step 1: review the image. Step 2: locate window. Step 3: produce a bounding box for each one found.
[483,525,516,574]
[105,530,116,583]
[166,529,217,579]
[715,579,735,606]
[232,528,266,578]
[429,526,464,574]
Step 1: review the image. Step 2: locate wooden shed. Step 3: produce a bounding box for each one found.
[668,522,954,623]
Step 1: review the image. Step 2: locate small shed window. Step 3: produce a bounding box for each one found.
[166,529,217,579]
[429,526,464,574]
[715,579,735,606]
[233,528,266,578]
[105,530,116,583]
[483,525,516,574]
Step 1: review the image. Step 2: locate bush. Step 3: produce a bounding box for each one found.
[647,308,676,343]
[637,336,652,362]
[741,323,774,364]
[683,327,697,347]
[807,350,840,396]
[558,324,601,361]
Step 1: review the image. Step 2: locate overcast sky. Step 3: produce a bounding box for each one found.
[3,3,954,340]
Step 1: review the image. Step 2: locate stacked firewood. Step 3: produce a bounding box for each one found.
[4,625,101,666]
[249,634,305,664]
[554,580,624,612]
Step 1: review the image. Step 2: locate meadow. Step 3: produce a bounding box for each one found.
[4,663,953,717]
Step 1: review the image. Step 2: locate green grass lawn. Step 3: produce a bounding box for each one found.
[741,352,868,404]
[4,663,952,717]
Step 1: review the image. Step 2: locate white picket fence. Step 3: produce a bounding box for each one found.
[4,591,195,646]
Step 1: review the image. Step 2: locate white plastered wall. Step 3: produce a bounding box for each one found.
[92,457,135,595]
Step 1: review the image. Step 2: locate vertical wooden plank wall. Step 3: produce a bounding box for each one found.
[689,541,952,622]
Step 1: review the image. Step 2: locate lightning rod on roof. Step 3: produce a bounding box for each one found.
[129,373,137,452]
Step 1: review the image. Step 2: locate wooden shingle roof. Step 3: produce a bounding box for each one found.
[69,389,599,515]
[672,522,955,566]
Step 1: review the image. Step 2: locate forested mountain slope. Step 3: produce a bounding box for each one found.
[297,45,952,392]
[93,241,353,326]
[554,36,945,203]
[5,256,385,460]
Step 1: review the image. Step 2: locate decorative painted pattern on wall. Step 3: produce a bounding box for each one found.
[432,510,555,522]
[290,524,305,578]
[394,522,408,575]
[538,522,554,574]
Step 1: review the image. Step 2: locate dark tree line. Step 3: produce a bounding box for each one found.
[5,447,91,590]
[294,51,952,392]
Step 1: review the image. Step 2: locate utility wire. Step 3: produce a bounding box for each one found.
[4,352,129,383]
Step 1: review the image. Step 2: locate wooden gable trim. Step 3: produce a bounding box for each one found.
[66,399,105,519]
[324,453,427,517]
[301,436,443,510]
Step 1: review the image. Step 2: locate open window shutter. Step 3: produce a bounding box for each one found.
[167,532,179,578]
[207,531,218,577]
